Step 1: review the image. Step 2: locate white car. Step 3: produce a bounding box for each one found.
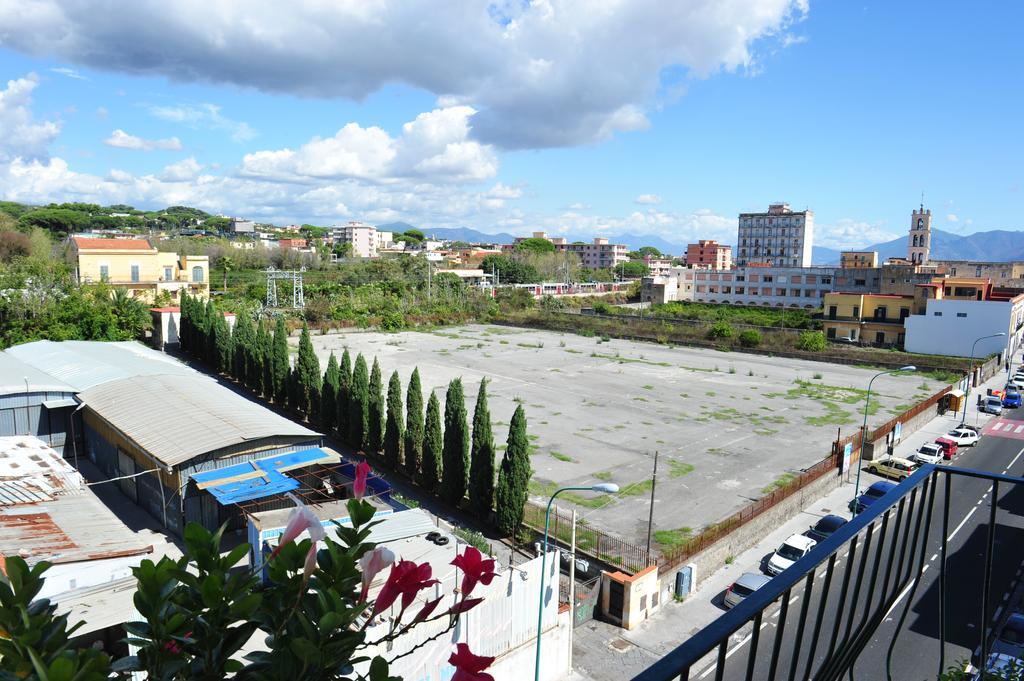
[946,427,981,447]
[766,534,817,576]
[908,443,944,466]
[1007,379,1024,391]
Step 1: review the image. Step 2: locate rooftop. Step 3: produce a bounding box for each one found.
[0,436,83,505]
[0,352,76,396]
[70,237,155,251]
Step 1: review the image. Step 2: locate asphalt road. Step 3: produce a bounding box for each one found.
[691,406,1024,681]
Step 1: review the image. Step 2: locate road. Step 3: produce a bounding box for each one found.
[693,406,1024,681]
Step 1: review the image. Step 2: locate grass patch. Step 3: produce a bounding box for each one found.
[667,460,695,478]
[564,348,583,354]
[550,450,575,463]
[590,352,671,367]
[617,479,654,497]
[921,369,961,384]
[632,396,649,402]
[452,527,493,556]
[642,384,654,390]
[517,342,544,349]
[653,526,693,550]
[762,472,797,494]
[804,401,855,426]
[594,471,612,481]
[706,391,717,397]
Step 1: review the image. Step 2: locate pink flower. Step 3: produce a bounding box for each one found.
[269,505,325,581]
[451,546,498,597]
[358,547,396,602]
[353,460,370,499]
[371,559,439,616]
[446,597,484,616]
[449,643,495,681]
[412,596,444,623]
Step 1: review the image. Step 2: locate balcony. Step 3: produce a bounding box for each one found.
[634,463,1024,681]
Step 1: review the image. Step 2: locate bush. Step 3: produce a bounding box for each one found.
[592,301,612,315]
[708,321,734,339]
[796,330,827,352]
[738,330,762,347]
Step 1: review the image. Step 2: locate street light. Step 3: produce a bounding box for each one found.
[534,483,619,681]
[962,332,1007,427]
[851,366,915,516]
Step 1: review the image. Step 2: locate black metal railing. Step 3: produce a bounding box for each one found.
[634,464,1024,681]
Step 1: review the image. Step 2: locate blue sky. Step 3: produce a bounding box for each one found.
[0,1,1019,250]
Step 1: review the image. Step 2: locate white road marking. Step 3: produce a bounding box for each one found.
[947,505,980,542]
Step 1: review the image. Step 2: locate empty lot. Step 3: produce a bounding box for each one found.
[307,324,936,550]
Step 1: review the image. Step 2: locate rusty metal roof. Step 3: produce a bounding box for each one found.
[0,436,84,506]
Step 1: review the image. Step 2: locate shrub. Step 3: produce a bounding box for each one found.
[592,301,612,315]
[738,329,762,347]
[796,330,827,352]
[708,321,734,339]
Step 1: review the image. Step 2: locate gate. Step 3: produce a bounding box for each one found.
[573,577,600,627]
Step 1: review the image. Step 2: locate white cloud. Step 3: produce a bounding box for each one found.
[0,0,808,149]
[49,66,87,80]
[104,129,183,151]
[635,194,662,205]
[814,219,900,250]
[486,182,523,199]
[947,213,959,223]
[0,73,61,161]
[95,106,108,119]
[160,157,203,181]
[148,103,256,143]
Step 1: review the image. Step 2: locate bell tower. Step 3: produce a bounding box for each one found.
[907,202,931,265]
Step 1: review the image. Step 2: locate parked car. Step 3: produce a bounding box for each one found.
[969,652,1024,680]
[908,443,944,466]
[982,395,1005,415]
[1006,379,1023,391]
[766,534,817,576]
[849,480,897,514]
[806,514,848,543]
[724,571,772,609]
[1005,390,1023,408]
[947,428,981,447]
[992,612,1024,659]
[868,455,918,481]
[934,437,959,459]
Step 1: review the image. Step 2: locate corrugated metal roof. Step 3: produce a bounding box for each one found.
[81,374,317,467]
[0,352,76,396]
[0,436,84,506]
[5,340,191,392]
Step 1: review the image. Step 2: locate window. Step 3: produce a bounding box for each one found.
[876,331,886,344]
[853,306,860,318]
[854,279,866,286]
[934,312,943,316]
[827,327,837,339]
[776,288,786,296]
[828,305,838,319]
[99,264,109,282]
[763,275,774,283]
[805,275,816,284]
[791,275,802,284]
[192,266,204,283]
[130,264,140,283]
[956,312,967,318]
[821,277,832,285]
[163,266,173,281]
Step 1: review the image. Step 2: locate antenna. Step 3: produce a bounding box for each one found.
[920,191,925,212]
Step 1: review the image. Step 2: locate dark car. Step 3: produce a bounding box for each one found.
[993,613,1024,658]
[849,481,897,514]
[1004,390,1023,408]
[806,514,849,543]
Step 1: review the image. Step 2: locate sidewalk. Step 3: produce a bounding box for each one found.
[571,367,1010,681]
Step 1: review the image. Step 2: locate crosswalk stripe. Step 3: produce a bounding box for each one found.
[1015,425,1024,434]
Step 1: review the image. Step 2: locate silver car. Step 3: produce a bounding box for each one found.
[724,571,772,608]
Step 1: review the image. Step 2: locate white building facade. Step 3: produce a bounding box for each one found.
[736,203,814,268]
[332,221,378,258]
[904,296,1024,357]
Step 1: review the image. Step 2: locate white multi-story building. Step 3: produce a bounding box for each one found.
[332,221,378,258]
[904,295,1024,357]
[508,232,628,270]
[735,203,814,268]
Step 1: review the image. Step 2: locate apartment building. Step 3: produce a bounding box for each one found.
[840,251,878,268]
[821,292,913,346]
[735,203,814,268]
[685,240,732,270]
[71,236,209,302]
[691,266,836,308]
[932,260,1024,281]
[509,232,628,270]
[332,221,378,258]
[230,218,255,233]
[643,256,676,276]
[905,294,1024,357]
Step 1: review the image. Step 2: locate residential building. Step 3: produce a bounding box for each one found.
[643,255,675,276]
[685,239,732,270]
[509,232,629,269]
[931,260,1024,281]
[375,230,393,251]
[904,295,1024,357]
[277,238,308,250]
[692,266,835,308]
[230,218,255,233]
[821,292,913,346]
[332,221,378,258]
[642,268,697,304]
[840,251,878,268]
[736,203,814,268]
[0,354,78,456]
[70,236,209,302]
[878,263,936,296]
[435,268,488,286]
[907,204,931,264]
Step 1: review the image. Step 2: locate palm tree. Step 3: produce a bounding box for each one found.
[218,255,236,292]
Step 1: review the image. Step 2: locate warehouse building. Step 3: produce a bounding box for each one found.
[3,340,322,535]
[0,353,80,456]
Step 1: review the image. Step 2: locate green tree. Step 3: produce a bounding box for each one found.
[404,367,424,480]
[637,246,661,257]
[495,405,531,536]
[204,299,218,364]
[259,322,274,397]
[515,237,556,254]
[468,378,496,519]
[214,311,232,374]
[384,371,404,470]
[337,349,352,442]
[232,311,255,382]
[349,354,370,450]
[254,320,270,396]
[368,358,385,453]
[440,378,469,506]
[739,329,762,347]
[481,254,541,284]
[272,317,289,403]
[614,261,649,278]
[421,391,443,491]
[217,255,235,292]
[295,323,322,420]
[708,321,734,339]
[320,352,340,434]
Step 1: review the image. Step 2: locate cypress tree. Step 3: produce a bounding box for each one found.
[179,293,191,354]
[214,312,232,374]
[271,317,289,403]
[295,324,322,419]
[320,352,340,434]
[421,391,443,491]
[254,321,269,396]
[368,358,384,453]
[495,405,530,536]
[286,366,299,413]
[337,349,352,442]
[440,378,469,506]
[232,312,254,383]
[384,371,404,470]
[348,354,370,450]
[404,368,424,480]
[204,299,217,365]
[468,378,495,519]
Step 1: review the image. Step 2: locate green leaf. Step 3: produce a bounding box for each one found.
[200,574,222,608]
[369,656,392,681]
[224,543,250,569]
[288,637,321,662]
[47,656,74,681]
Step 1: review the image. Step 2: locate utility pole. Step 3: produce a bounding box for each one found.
[427,258,432,300]
[645,450,659,555]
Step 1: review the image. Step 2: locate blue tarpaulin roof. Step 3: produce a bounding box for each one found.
[193,448,332,505]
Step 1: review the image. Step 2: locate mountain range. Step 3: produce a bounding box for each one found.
[379,222,1024,264]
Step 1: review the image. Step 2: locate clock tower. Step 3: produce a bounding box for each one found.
[907,203,931,265]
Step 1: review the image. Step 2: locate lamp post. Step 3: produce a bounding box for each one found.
[962,332,1007,427]
[534,483,619,681]
[852,366,916,516]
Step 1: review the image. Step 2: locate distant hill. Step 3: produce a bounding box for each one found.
[379,224,517,244]
[811,229,1024,265]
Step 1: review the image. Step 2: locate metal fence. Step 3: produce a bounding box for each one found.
[634,464,1024,681]
[560,576,602,627]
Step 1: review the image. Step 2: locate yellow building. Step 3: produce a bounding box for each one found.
[71,236,209,302]
[840,251,878,268]
[822,292,913,346]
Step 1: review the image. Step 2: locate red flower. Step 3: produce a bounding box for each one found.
[446,597,484,616]
[451,546,498,596]
[412,596,444,623]
[449,643,495,681]
[372,559,439,616]
[353,460,370,499]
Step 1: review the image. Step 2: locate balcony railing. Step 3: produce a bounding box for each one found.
[634,464,1024,681]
